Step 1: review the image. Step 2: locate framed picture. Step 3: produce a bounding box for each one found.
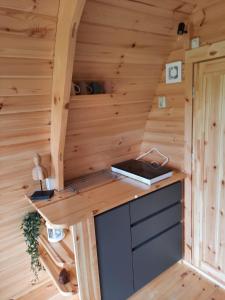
[166,61,182,84]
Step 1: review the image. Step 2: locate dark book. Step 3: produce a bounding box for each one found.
[111,159,173,185]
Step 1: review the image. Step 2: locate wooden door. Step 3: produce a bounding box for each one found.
[193,57,225,282]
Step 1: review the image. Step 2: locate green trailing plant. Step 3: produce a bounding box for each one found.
[21,211,44,283]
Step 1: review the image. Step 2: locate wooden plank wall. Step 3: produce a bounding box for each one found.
[141,0,225,171]
[1,0,225,299]
[0,1,59,299]
[140,43,186,170]
[64,0,194,181]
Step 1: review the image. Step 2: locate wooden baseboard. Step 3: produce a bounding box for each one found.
[182,260,225,291]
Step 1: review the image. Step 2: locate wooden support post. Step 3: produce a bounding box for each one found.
[71,215,101,300]
[51,0,86,190]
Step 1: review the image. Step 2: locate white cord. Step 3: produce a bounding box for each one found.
[136,147,169,166]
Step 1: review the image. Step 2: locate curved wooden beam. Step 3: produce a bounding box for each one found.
[51,0,86,190]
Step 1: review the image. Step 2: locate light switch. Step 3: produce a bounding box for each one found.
[191,37,200,49]
[158,96,167,108]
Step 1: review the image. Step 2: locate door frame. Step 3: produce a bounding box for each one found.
[184,40,225,267]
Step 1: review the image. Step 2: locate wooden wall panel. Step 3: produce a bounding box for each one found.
[65,0,193,181]
[141,0,225,267]
[191,0,225,45]
[2,0,225,298]
[141,0,225,171]
[0,1,59,299]
[64,94,148,180]
[141,45,186,170]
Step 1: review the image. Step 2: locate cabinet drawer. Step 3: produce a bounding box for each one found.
[130,182,182,224]
[133,223,182,291]
[131,203,181,248]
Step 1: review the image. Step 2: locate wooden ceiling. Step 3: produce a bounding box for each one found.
[64,0,195,180]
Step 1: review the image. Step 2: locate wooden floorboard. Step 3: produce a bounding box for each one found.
[129,262,225,300]
[18,263,225,300]
[17,281,75,300]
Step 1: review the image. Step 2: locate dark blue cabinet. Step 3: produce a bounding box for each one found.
[131,202,181,248]
[95,204,134,300]
[130,182,182,224]
[95,182,183,300]
[132,223,182,291]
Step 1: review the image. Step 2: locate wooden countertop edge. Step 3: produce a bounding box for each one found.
[27,197,70,229]
[93,171,186,216]
[26,171,186,228]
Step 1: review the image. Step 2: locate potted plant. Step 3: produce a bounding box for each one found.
[21,211,44,283]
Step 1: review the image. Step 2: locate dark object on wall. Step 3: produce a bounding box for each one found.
[177,22,188,35]
[72,81,105,95]
[79,81,93,94]
[89,82,105,94]
[74,83,81,95]
[59,268,70,284]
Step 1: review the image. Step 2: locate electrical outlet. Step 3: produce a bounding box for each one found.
[158,96,167,108]
[191,37,200,49]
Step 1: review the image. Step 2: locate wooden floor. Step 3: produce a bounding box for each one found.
[18,263,225,300]
[130,263,225,300]
[17,281,76,300]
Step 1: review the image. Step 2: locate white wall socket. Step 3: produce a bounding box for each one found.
[191,37,200,49]
[158,96,167,108]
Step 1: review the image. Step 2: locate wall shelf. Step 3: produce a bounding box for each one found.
[39,245,78,297]
[69,93,113,106]
[70,93,111,99]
